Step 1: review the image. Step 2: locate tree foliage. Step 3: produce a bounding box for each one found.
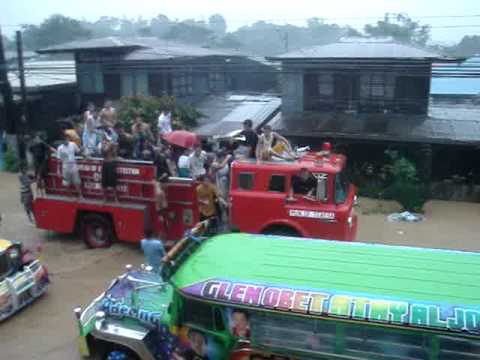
[21,14,91,49]
[364,13,430,45]
[208,14,227,37]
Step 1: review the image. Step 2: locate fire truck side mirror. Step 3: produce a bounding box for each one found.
[285,196,297,203]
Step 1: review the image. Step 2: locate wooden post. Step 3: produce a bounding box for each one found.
[16,30,27,161]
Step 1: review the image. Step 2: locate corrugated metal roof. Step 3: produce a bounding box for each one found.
[431,57,480,95]
[269,37,450,61]
[193,93,281,137]
[8,60,76,90]
[37,36,243,59]
[272,103,480,145]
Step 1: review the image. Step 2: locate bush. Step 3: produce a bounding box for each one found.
[117,96,202,131]
[4,147,18,173]
[383,150,429,212]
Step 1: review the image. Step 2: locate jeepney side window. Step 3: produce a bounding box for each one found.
[238,172,254,190]
[181,297,214,330]
[269,175,286,193]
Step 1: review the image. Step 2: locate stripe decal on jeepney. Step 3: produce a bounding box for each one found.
[181,279,480,334]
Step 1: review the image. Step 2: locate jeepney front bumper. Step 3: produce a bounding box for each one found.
[0,259,49,322]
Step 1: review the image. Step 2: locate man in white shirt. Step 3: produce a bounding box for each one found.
[178,148,191,178]
[189,144,207,179]
[157,111,172,139]
[57,134,82,198]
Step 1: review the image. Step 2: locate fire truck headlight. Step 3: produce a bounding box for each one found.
[347,216,353,227]
[354,195,359,206]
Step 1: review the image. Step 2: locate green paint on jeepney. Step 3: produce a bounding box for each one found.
[172,233,480,334]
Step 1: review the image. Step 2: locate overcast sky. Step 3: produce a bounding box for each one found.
[2,0,480,44]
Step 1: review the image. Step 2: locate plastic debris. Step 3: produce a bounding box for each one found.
[387,211,425,223]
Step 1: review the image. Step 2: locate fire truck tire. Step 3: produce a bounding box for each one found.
[262,225,301,237]
[81,214,114,249]
[100,346,140,360]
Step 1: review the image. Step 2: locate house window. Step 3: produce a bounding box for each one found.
[181,297,214,330]
[174,72,193,97]
[394,76,429,114]
[148,73,172,97]
[369,73,385,97]
[304,73,334,111]
[103,73,121,99]
[209,71,223,91]
[334,74,360,111]
[318,74,334,96]
[238,173,254,190]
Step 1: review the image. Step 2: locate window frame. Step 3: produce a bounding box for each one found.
[268,174,287,193]
[237,172,255,191]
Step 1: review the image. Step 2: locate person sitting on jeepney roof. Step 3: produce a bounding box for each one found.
[57,133,83,198]
[140,226,165,273]
[290,167,316,199]
[256,125,295,161]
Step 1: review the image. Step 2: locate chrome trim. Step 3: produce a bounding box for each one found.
[91,320,155,360]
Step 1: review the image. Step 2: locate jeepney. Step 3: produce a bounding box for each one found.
[75,229,480,360]
[0,239,49,321]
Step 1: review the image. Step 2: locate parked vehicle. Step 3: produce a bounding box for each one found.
[0,239,49,321]
[74,228,480,359]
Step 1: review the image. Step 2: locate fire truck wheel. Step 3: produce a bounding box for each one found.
[81,214,114,249]
[262,225,301,237]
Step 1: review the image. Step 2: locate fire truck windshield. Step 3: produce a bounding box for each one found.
[335,171,350,204]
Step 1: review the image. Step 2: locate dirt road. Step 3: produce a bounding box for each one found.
[0,171,479,359]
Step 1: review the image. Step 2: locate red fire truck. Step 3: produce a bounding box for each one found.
[230,150,357,240]
[33,149,357,248]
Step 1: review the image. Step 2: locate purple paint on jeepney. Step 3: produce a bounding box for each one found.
[181,278,480,334]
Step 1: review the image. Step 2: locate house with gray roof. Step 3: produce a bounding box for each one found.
[37,37,278,106]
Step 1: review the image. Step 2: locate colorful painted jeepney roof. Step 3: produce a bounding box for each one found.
[172,233,480,334]
[0,239,13,251]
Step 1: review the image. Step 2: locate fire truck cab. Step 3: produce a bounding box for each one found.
[230,150,357,240]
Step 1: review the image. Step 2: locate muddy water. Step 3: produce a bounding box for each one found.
[1,171,480,359]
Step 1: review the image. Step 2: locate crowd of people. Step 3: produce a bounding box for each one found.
[20,101,300,231]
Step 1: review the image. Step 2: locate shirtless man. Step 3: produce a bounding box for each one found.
[256,125,295,161]
[99,100,117,128]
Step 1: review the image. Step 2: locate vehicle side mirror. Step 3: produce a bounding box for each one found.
[285,196,297,203]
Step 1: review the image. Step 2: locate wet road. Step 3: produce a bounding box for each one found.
[1,171,480,359]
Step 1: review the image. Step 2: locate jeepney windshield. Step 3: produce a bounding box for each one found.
[0,251,9,280]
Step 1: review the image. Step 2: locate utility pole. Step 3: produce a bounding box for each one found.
[16,30,27,161]
[0,26,15,169]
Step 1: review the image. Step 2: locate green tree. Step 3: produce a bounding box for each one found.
[165,21,214,44]
[208,14,227,37]
[22,14,91,50]
[151,14,171,38]
[448,35,480,57]
[364,13,430,45]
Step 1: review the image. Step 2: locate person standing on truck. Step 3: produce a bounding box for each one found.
[101,140,118,202]
[238,119,258,159]
[196,175,227,234]
[189,144,207,179]
[29,133,55,197]
[178,148,191,178]
[140,227,165,273]
[131,115,154,159]
[57,134,83,198]
[256,125,294,161]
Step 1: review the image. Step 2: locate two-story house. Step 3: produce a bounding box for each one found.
[268,38,480,185]
[37,37,278,106]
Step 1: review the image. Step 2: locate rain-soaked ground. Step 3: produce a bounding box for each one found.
[1,171,480,359]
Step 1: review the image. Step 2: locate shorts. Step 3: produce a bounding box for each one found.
[62,167,81,186]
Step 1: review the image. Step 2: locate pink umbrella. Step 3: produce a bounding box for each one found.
[164,130,199,148]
